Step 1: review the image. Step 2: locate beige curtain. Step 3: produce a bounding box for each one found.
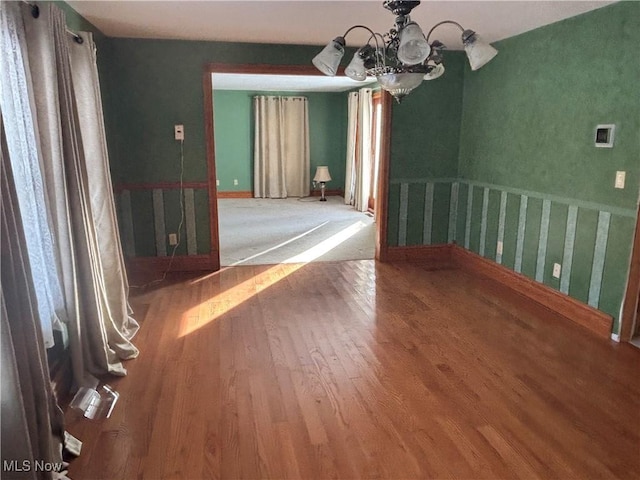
[254,96,310,198]
[354,88,373,212]
[1,117,66,480]
[345,88,373,212]
[344,91,359,205]
[68,30,140,377]
[1,2,138,388]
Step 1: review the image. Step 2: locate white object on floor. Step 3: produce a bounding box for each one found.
[69,384,119,419]
[64,432,83,457]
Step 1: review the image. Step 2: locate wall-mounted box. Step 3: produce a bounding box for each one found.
[594,124,615,148]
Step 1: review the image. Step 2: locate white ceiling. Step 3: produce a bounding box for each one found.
[67,1,614,50]
[212,73,377,92]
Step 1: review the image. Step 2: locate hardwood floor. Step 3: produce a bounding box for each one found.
[66,260,640,479]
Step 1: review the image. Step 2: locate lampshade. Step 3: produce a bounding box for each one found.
[312,37,345,76]
[397,22,430,66]
[345,45,374,81]
[462,30,498,71]
[313,166,332,182]
[345,51,367,81]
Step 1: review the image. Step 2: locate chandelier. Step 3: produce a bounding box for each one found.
[312,0,498,102]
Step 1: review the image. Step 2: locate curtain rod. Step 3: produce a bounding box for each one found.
[21,0,84,44]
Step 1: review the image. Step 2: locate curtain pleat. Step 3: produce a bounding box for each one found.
[68,31,140,369]
[254,96,309,198]
[282,97,310,197]
[254,96,286,198]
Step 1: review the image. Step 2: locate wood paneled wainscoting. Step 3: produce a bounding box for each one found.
[66,259,639,479]
[114,181,219,282]
[386,178,638,339]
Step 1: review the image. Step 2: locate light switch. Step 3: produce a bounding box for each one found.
[615,171,625,189]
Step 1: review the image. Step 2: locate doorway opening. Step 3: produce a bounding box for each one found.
[202,64,391,269]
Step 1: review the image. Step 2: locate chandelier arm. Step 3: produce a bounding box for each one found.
[425,20,464,43]
[371,32,387,67]
[363,32,384,57]
[342,25,386,67]
[342,24,378,41]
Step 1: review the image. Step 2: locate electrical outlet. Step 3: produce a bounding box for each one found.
[174,124,184,141]
[552,263,561,278]
[168,233,178,246]
[496,241,503,255]
[233,179,238,186]
[615,171,625,189]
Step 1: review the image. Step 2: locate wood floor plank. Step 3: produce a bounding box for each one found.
[66,260,640,479]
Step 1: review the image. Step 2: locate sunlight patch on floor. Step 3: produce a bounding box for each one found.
[178,221,367,337]
[282,220,367,263]
[229,220,329,266]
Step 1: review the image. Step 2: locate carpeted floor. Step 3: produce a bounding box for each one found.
[218,196,375,266]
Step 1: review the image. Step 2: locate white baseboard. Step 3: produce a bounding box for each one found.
[610,333,620,342]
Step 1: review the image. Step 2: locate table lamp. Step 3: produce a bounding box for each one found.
[313,166,332,201]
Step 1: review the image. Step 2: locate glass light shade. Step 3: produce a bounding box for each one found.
[424,63,445,81]
[345,52,367,81]
[463,32,498,71]
[312,39,345,76]
[313,166,332,182]
[397,22,430,65]
[376,72,424,102]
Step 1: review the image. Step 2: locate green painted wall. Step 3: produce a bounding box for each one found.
[389,2,640,333]
[105,39,352,184]
[213,90,347,192]
[387,51,465,245]
[458,1,640,332]
[458,2,639,208]
[389,52,465,180]
[308,91,348,192]
[212,90,252,192]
